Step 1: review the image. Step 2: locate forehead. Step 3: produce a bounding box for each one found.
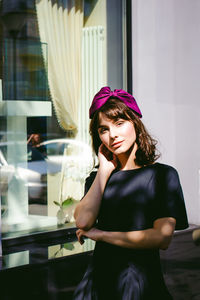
[98,112,114,125]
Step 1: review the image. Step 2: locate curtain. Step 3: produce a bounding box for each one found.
[35,0,83,132]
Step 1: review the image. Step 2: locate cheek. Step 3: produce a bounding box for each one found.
[99,134,108,145]
[123,123,136,138]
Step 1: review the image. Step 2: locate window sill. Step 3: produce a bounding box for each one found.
[1,224,95,271]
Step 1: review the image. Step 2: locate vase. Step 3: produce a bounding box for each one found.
[56,208,66,225]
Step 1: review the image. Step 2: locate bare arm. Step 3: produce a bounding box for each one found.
[76,217,176,250]
[74,168,111,230]
[74,145,118,231]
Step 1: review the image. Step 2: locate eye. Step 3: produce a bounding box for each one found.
[116,120,124,126]
[99,127,108,134]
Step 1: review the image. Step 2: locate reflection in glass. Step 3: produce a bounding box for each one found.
[2,250,29,270]
[0,0,126,239]
[48,239,95,260]
[4,39,48,101]
[47,138,94,225]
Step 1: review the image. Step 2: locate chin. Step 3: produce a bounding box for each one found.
[113,147,126,155]
[114,145,134,156]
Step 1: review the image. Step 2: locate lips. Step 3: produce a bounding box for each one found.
[111,141,123,148]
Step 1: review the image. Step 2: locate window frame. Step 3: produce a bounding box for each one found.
[1,0,133,250]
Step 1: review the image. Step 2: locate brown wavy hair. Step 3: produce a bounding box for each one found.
[89,98,160,166]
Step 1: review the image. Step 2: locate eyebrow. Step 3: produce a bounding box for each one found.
[98,124,107,129]
[98,118,122,129]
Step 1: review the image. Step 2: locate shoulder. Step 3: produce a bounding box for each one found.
[85,170,97,184]
[135,163,179,180]
[154,163,182,187]
[154,162,179,176]
[84,169,98,193]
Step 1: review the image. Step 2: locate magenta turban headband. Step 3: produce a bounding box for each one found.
[89,86,142,119]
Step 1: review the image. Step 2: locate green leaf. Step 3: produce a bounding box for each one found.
[63,243,74,251]
[53,201,61,207]
[62,198,73,208]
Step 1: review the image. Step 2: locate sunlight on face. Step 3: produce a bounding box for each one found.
[98,112,136,156]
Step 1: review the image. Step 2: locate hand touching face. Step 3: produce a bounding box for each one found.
[98,143,118,172]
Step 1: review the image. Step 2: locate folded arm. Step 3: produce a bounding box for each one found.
[76,217,176,250]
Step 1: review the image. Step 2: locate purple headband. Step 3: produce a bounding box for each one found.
[89,86,142,119]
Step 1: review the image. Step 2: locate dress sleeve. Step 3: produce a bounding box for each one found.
[153,165,189,230]
[83,170,97,195]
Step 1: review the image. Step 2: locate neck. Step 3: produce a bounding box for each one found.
[117,143,140,170]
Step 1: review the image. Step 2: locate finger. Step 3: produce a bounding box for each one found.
[102,144,109,154]
[76,229,81,238]
[77,231,82,244]
[76,229,82,241]
[99,143,103,151]
[80,236,85,245]
[100,145,112,160]
[112,154,118,165]
[77,230,85,245]
[78,234,85,245]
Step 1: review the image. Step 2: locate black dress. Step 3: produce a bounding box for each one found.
[73,163,188,300]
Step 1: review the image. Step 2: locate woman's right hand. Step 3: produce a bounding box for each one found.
[98,144,118,174]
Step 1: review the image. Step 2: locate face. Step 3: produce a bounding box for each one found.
[98,112,136,156]
[32,134,40,144]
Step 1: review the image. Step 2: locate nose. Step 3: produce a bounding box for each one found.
[109,126,118,139]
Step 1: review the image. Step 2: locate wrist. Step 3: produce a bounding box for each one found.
[98,165,114,178]
[97,229,105,242]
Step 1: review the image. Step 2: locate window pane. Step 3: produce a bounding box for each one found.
[0,0,127,239]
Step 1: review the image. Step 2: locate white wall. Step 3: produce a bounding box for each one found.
[132,0,200,225]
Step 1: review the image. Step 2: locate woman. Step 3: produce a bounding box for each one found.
[73,86,188,300]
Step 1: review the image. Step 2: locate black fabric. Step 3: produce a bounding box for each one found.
[73,163,188,300]
[84,171,98,195]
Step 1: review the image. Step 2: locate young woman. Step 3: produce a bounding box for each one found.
[73,86,188,300]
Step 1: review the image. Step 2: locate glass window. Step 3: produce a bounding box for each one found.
[0,0,130,240]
